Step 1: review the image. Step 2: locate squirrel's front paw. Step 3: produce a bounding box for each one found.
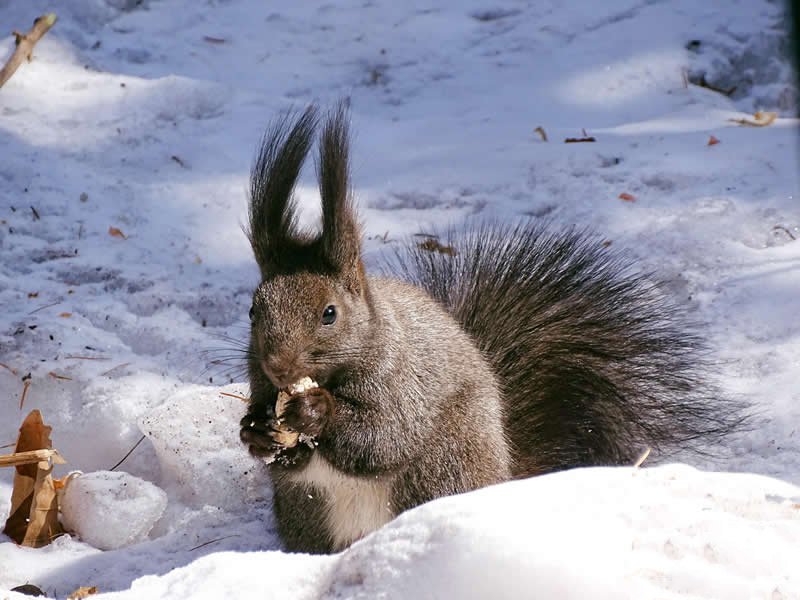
[280,387,334,438]
[239,415,282,460]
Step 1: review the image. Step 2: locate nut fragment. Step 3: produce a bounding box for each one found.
[287,376,318,396]
[272,377,319,449]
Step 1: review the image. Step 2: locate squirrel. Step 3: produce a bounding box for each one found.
[238,105,746,554]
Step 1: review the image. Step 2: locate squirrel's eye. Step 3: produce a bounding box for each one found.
[321,305,337,326]
[248,305,255,321]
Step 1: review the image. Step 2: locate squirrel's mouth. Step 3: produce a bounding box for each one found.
[261,359,290,389]
[260,358,310,390]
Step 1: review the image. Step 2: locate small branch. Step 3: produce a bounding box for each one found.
[189,534,239,552]
[48,371,73,381]
[219,391,249,403]
[0,13,57,89]
[0,362,19,376]
[109,435,146,471]
[19,379,31,410]
[0,448,65,467]
[632,447,651,468]
[100,362,131,376]
[28,300,60,315]
[773,225,797,241]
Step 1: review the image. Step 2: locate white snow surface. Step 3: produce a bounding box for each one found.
[59,470,167,551]
[0,0,798,598]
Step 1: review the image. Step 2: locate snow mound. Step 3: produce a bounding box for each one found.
[60,471,167,551]
[102,465,799,600]
[139,384,266,511]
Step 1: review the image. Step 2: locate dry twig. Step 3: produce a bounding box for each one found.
[728,111,778,127]
[100,362,131,376]
[632,447,651,468]
[0,14,57,89]
[109,435,146,471]
[773,225,797,241]
[0,362,19,376]
[189,534,239,552]
[19,379,31,410]
[48,371,72,381]
[0,448,64,468]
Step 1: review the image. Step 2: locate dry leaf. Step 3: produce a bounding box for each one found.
[2,410,65,547]
[533,126,548,142]
[618,193,636,202]
[564,136,596,143]
[59,312,72,318]
[689,73,736,97]
[203,35,226,44]
[68,586,99,599]
[10,584,45,596]
[28,291,39,298]
[417,238,457,256]
[728,111,777,127]
[108,226,127,239]
[707,135,720,146]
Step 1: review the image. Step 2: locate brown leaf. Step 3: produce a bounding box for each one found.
[108,226,127,239]
[10,584,45,596]
[618,192,636,202]
[533,126,548,142]
[59,312,72,318]
[203,35,226,44]
[707,135,720,146]
[68,587,99,600]
[2,410,65,547]
[27,291,39,298]
[564,136,596,143]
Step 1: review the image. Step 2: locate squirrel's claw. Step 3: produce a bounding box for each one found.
[240,418,281,456]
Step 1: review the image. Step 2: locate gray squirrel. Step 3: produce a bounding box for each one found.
[239,105,745,554]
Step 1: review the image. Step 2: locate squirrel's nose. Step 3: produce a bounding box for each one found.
[261,357,299,389]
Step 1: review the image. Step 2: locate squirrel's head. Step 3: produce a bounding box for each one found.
[245,104,371,389]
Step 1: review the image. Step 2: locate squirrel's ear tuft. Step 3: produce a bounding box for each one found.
[318,103,364,292]
[247,106,318,276]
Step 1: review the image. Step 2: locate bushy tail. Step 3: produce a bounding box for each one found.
[392,221,747,477]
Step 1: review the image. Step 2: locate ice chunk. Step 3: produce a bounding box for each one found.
[59,471,167,550]
[139,384,266,510]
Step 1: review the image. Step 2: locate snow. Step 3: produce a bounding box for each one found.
[84,466,800,600]
[59,471,167,551]
[0,0,798,598]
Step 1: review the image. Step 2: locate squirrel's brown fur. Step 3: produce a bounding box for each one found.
[239,105,746,554]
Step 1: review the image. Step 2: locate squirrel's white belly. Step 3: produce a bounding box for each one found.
[290,452,394,550]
